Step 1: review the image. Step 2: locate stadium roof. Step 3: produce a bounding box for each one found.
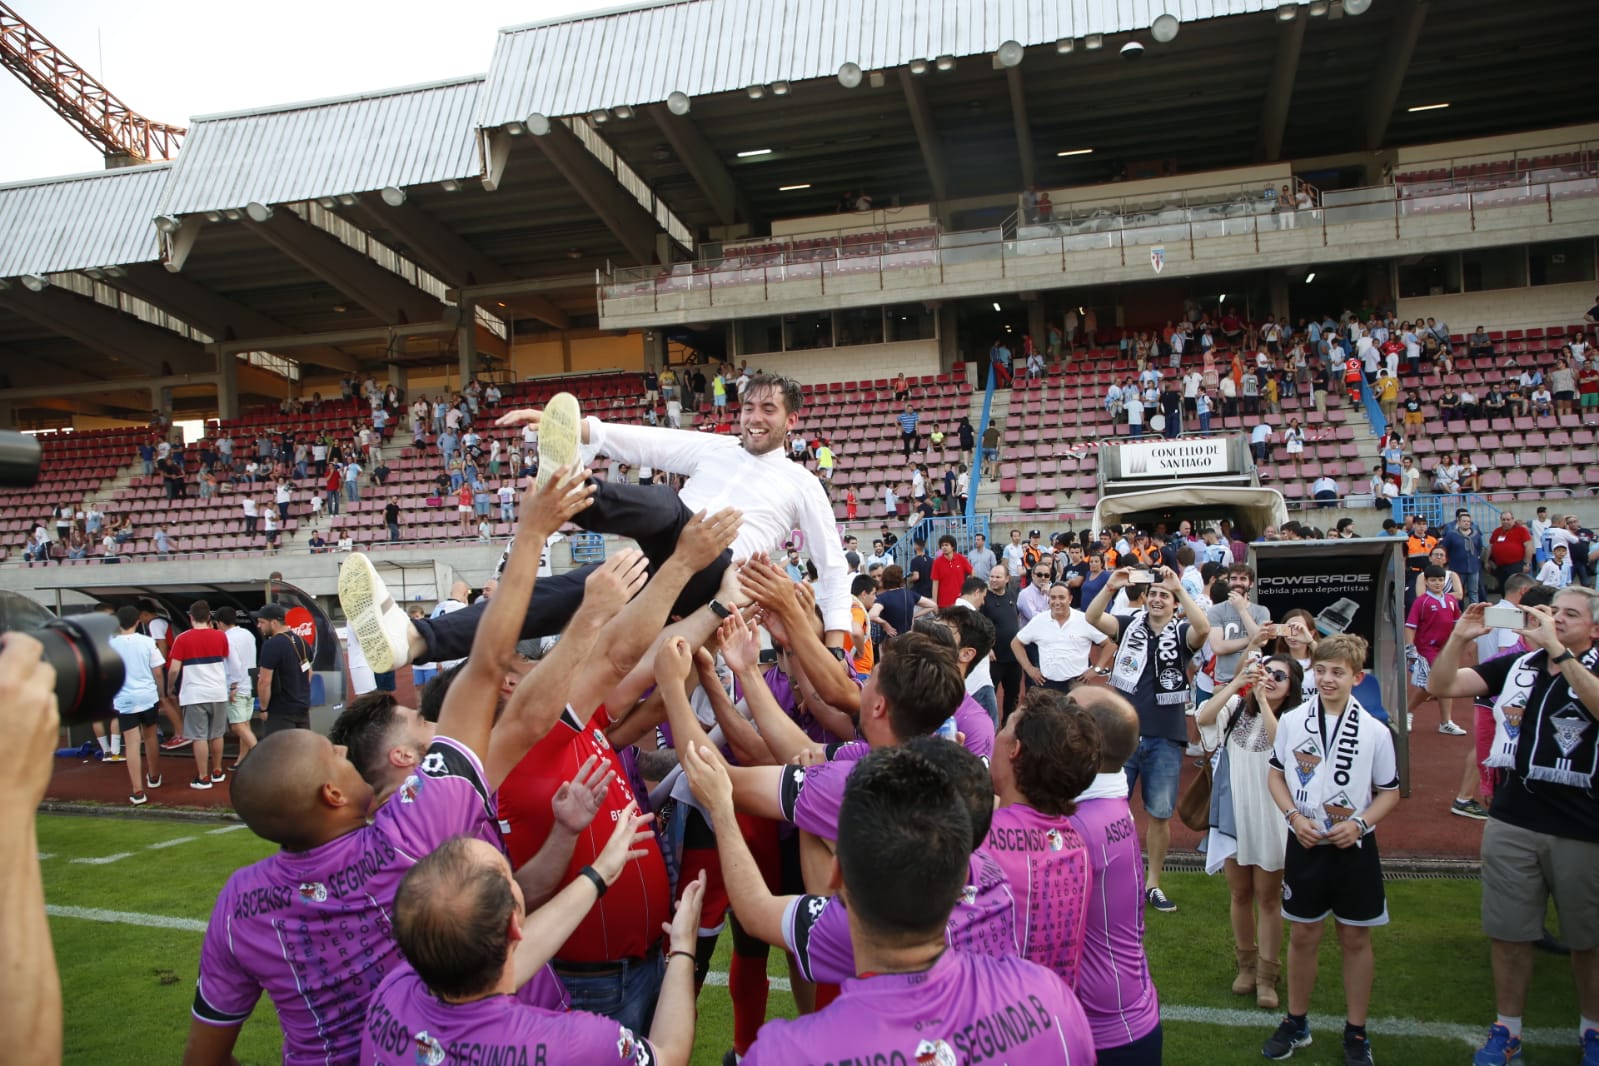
[158,76,484,218]
[479,0,1286,126]
[0,164,168,278]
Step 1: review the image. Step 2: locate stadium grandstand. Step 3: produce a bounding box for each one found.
[0,0,1595,608]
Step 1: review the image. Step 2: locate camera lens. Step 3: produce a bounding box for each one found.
[30,613,125,726]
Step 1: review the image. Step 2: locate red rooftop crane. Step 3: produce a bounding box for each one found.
[0,2,185,163]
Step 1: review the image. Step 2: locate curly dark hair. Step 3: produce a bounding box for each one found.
[1011,689,1102,816]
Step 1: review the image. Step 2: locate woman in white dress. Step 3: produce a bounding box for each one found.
[1283,418,1305,473]
[1196,644,1302,1011]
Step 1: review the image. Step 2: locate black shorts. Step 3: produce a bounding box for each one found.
[1282,833,1389,926]
[118,706,160,730]
[262,712,310,735]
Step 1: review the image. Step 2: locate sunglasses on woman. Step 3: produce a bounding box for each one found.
[1263,668,1291,683]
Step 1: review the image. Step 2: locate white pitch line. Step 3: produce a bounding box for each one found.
[29,905,1581,1050]
[206,824,248,835]
[147,836,198,850]
[45,905,205,932]
[69,852,132,865]
[37,853,54,861]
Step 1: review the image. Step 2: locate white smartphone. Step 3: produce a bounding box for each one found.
[1483,603,1525,629]
[1129,569,1155,584]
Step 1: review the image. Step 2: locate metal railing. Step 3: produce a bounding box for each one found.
[1393,493,1501,531]
[599,172,1599,316]
[888,514,990,572]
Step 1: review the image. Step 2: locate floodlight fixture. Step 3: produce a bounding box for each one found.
[222,208,243,221]
[1343,0,1372,13]
[1057,38,1076,53]
[1277,3,1299,20]
[591,109,610,123]
[380,186,406,207]
[996,40,1025,67]
[667,91,692,115]
[909,58,929,74]
[1085,34,1104,50]
[1151,14,1181,41]
[504,120,528,135]
[20,273,47,292]
[935,54,956,71]
[1308,0,1330,13]
[526,113,552,136]
[440,179,462,192]
[154,214,181,234]
[771,81,791,95]
[838,62,863,88]
[614,105,635,119]
[748,84,765,99]
[244,201,273,222]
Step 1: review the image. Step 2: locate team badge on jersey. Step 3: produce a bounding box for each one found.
[398,774,422,804]
[412,1030,444,1065]
[1292,739,1322,787]
[1045,828,1066,852]
[617,1026,652,1064]
[297,882,328,904]
[592,727,610,751]
[915,1038,958,1066]
[960,884,978,906]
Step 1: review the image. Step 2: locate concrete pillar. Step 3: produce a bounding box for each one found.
[457,300,478,382]
[1268,275,1291,323]
[151,384,173,420]
[560,331,573,373]
[214,349,239,421]
[386,363,409,394]
[0,401,14,430]
[938,304,960,369]
[642,328,668,369]
[1027,299,1047,352]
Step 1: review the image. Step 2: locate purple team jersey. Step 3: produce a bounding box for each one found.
[781,714,992,840]
[1068,794,1161,1050]
[193,737,499,1066]
[362,963,654,1066]
[744,949,1095,1066]
[983,804,1091,987]
[782,848,1020,983]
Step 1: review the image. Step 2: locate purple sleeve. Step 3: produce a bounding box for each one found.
[514,965,570,1011]
[782,895,856,985]
[192,888,260,1026]
[564,1010,658,1065]
[788,762,849,839]
[955,693,995,761]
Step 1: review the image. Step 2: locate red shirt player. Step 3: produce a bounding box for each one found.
[930,535,974,608]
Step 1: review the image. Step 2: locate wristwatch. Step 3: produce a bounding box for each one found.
[1551,648,1577,666]
[827,646,848,663]
[1351,816,1373,837]
[707,599,732,620]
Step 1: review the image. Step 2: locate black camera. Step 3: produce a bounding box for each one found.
[0,429,126,724]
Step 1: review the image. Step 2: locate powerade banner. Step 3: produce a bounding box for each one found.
[1250,540,1409,777]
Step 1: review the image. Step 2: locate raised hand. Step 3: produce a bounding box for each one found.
[550,754,616,834]
[522,464,594,533]
[675,508,742,571]
[583,549,650,619]
[494,408,542,428]
[590,800,655,883]
[717,612,762,675]
[665,870,707,957]
[740,554,800,618]
[654,635,696,688]
[681,742,734,819]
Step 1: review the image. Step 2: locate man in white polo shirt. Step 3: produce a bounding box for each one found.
[1011,583,1108,693]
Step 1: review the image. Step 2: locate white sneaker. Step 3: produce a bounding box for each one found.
[1438,720,1468,735]
[536,392,582,490]
[338,552,413,672]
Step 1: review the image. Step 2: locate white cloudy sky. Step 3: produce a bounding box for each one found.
[1,0,614,184]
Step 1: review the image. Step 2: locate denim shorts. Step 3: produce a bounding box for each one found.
[1124,735,1184,820]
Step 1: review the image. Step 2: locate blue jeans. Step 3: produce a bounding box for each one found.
[555,952,664,1035]
[1199,412,1211,431]
[1460,569,1483,605]
[325,491,340,515]
[346,482,360,502]
[1124,736,1183,821]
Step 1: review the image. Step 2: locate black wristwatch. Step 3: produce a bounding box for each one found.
[1552,648,1577,666]
[708,599,732,620]
[827,647,848,663]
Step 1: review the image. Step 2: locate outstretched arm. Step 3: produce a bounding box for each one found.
[512,755,614,908]
[437,466,594,763]
[565,509,742,720]
[743,555,860,714]
[718,613,820,765]
[681,743,792,948]
[485,551,650,787]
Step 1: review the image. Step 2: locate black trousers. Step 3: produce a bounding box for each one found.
[992,659,1023,724]
[415,479,731,664]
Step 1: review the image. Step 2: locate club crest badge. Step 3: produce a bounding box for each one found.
[1502,702,1526,741]
[1323,790,1355,832]
[1551,705,1591,758]
[398,774,421,804]
[914,1038,958,1066]
[1045,828,1066,852]
[1150,246,1166,274]
[412,1031,444,1066]
[297,882,328,904]
[1292,739,1322,787]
